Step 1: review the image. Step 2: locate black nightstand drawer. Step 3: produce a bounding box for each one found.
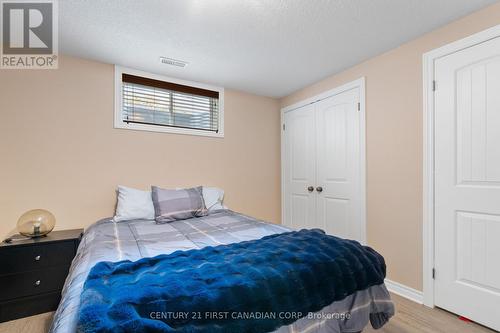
[0,241,75,274]
[0,291,61,322]
[0,265,70,301]
[0,228,82,323]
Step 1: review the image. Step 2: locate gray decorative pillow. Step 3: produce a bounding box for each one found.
[151,186,207,223]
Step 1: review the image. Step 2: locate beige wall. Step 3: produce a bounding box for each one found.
[281,2,500,291]
[0,56,281,238]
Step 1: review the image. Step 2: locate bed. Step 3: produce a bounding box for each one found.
[49,209,394,333]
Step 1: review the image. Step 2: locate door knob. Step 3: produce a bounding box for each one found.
[316,186,323,193]
[307,186,314,192]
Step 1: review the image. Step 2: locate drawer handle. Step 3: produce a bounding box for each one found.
[34,280,41,286]
[34,255,41,261]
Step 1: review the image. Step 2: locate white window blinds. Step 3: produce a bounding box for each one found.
[122,74,220,133]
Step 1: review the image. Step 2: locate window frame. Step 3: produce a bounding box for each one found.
[114,66,224,138]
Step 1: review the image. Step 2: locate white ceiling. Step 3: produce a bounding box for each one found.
[60,0,498,98]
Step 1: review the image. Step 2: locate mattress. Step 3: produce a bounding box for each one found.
[49,210,394,333]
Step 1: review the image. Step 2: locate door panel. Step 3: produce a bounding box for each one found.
[456,212,500,293]
[315,88,361,240]
[324,198,349,237]
[323,105,347,181]
[456,57,500,185]
[435,36,500,331]
[283,104,316,230]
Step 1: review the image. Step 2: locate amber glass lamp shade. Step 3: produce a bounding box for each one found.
[17,209,56,238]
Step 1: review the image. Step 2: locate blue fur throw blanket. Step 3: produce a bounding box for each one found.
[77,229,386,333]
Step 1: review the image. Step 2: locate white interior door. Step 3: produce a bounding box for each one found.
[283,104,317,230]
[282,82,365,243]
[315,88,362,240]
[434,36,500,331]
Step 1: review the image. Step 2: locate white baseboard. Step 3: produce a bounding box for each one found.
[384,279,423,304]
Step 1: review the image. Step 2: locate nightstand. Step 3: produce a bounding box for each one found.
[0,229,83,322]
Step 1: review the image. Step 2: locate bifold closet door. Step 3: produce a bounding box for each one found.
[283,87,363,241]
[315,88,361,240]
[283,103,317,230]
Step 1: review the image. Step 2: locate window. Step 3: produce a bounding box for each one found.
[115,67,224,137]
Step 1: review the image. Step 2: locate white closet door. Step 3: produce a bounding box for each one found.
[315,88,362,240]
[434,36,500,331]
[283,104,317,230]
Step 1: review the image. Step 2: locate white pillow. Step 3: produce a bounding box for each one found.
[202,187,225,211]
[113,186,155,222]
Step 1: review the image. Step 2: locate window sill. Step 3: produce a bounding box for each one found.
[114,121,224,138]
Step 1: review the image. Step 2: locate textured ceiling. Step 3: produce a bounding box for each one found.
[60,0,498,97]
